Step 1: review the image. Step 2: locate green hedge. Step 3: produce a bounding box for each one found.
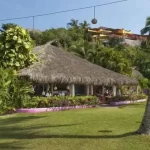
[24,96,99,108]
[105,94,147,103]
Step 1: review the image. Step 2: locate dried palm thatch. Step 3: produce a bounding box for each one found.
[19,42,138,86]
[132,68,143,79]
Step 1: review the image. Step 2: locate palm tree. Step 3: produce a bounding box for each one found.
[69,40,94,60]
[137,97,150,134]
[67,19,79,29]
[79,20,90,29]
[141,17,150,35]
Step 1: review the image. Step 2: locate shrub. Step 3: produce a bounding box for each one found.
[0,68,33,114]
[23,96,99,108]
[129,94,148,101]
[105,94,147,104]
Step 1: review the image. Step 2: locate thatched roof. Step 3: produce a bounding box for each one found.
[19,42,138,85]
[132,68,143,79]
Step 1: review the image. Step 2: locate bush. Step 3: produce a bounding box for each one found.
[23,96,99,108]
[0,68,33,115]
[105,95,130,103]
[129,94,148,101]
[105,94,147,104]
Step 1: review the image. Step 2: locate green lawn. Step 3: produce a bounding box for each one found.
[0,103,150,150]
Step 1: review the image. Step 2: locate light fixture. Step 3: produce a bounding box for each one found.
[91,6,97,24]
[66,85,70,90]
[32,85,35,92]
[54,85,57,90]
[42,84,45,96]
[46,93,50,97]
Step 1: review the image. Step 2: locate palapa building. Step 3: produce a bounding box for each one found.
[20,42,138,97]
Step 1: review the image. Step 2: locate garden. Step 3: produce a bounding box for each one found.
[0,102,150,150]
[0,22,149,115]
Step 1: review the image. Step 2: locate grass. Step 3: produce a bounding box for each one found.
[0,103,150,150]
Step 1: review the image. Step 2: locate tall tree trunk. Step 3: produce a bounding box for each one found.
[137,94,150,135]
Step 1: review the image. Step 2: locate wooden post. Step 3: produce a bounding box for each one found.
[102,86,105,95]
[136,86,139,95]
[46,84,49,92]
[70,84,75,96]
[51,84,53,96]
[113,85,117,96]
[90,85,94,95]
[86,85,90,96]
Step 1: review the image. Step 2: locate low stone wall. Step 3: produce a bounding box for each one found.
[15,99,147,113]
[16,105,94,114]
[110,99,146,106]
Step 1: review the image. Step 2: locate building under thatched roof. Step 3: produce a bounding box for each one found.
[19,42,138,86]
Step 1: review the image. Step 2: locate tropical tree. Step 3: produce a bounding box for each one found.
[94,45,132,75]
[79,20,90,29]
[141,17,150,35]
[29,30,43,46]
[1,23,17,32]
[69,40,94,60]
[67,19,79,29]
[0,25,37,70]
[136,17,150,135]
[137,96,150,134]
[0,68,33,114]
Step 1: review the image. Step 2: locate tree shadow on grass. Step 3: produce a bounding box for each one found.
[118,103,145,109]
[0,123,83,140]
[0,132,137,150]
[0,115,47,125]
[0,123,82,134]
[0,142,26,150]
[30,131,137,139]
[98,130,112,133]
[0,122,137,149]
[0,130,137,140]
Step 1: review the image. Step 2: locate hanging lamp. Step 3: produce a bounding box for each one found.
[46,84,50,97]
[42,84,45,96]
[66,85,70,90]
[91,6,97,24]
[54,84,57,90]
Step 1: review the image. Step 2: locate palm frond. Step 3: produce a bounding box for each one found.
[141,25,150,35]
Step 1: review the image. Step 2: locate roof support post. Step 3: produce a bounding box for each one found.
[136,85,139,95]
[112,85,117,96]
[90,85,93,95]
[86,85,90,96]
[70,84,75,96]
[102,86,105,95]
[51,84,53,96]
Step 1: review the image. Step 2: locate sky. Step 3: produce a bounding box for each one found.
[0,0,149,34]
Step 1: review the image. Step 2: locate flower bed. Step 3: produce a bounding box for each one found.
[14,96,98,114]
[105,94,147,105]
[110,99,147,106]
[16,105,95,113]
[23,96,99,108]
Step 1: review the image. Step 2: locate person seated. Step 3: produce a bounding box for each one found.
[104,90,110,97]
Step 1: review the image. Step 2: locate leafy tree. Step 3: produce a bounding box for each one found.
[137,95,150,134]
[1,23,17,31]
[141,17,150,35]
[69,40,94,60]
[0,68,33,114]
[108,37,124,48]
[29,30,43,46]
[67,19,79,29]
[0,25,37,70]
[79,20,90,29]
[138,77,149,89]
